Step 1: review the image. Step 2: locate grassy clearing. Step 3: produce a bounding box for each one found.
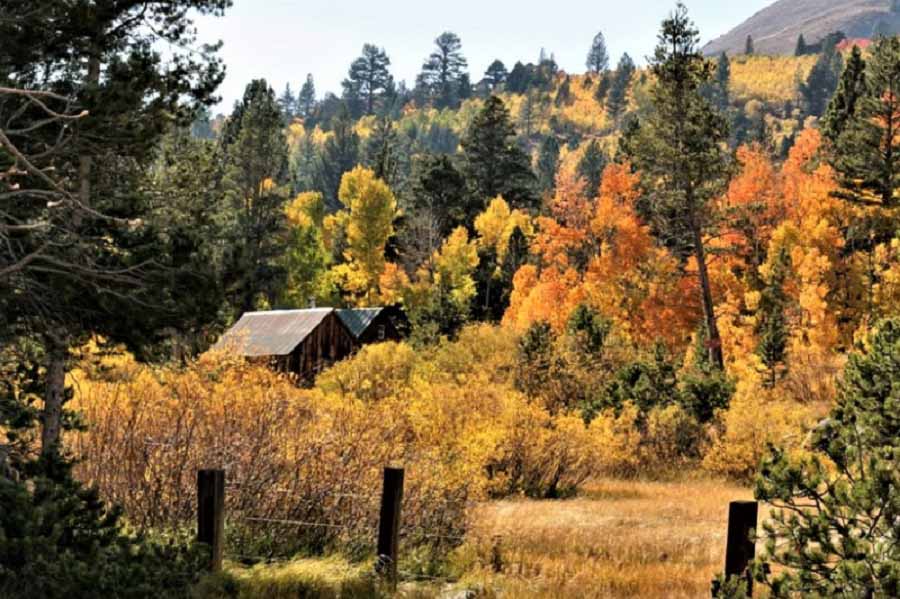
[456,477,756,598]
[196,476,754,598]
[193,556,385,599]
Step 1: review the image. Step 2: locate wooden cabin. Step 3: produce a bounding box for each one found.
[335,306,407,344]
[213,308,356,382]
[214,306,407,382]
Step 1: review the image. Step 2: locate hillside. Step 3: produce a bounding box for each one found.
[703,0,900,56]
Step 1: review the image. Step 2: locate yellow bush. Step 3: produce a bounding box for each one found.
[69,351,472,554]
[69,326,619,554]
[588,403,643,476]
[316,341,418,401]
[641,404,705,472]
[429,323,519,386]
[701,384,816,481]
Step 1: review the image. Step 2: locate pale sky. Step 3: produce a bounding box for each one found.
[194,0,775,112]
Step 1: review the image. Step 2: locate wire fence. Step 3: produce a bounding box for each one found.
[195,467,759,591]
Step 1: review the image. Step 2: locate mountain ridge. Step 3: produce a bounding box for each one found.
[703,0,900,56]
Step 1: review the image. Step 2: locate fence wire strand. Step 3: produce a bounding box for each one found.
[233,515,353,530]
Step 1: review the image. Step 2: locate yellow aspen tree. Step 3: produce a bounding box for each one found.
[331,166,399,305]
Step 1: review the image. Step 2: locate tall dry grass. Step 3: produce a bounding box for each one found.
[456,477,757,598]
[67,351,475,558]
[66,328,645,560]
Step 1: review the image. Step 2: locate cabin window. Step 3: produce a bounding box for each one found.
[377,325,386,340]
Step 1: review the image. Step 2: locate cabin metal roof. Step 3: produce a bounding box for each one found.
[335,308,385,339]
[213,309,334,357]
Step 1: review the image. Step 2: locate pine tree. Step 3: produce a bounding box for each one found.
[799,44,843,117]
[418,32,469,109]
[297,74,317,119]
[0,1,231,590]
[343,44,392,116]
[191,106,215,139]
[535,49,559,90]
[410,153,470,239]
[555,75,572,106]
[537,135,561,193]
[485,59,509,89]
[462,96,538,213]
[365,116,400,189]
[586,31,610,74]
[515,321,557,400]
[0,449,207,598]
[219,79,290,317]
[315,108,360,211]
[278,83,296,123]
[607,53,636,119]
[745,35,755,55]
[829,36,900,209]
[506,61,532,94]
[754,319,900,596]
[756,248,791,388]
[821,45,867,145]
[458,72,473,101]
[823,31,848,52]
[577,140,607,199]
[794,33,808,56]
[594,71,612,103]
[497,225,529,313]
[711,52,731,110]
[1,0,231,457]
[596,343,683,418]
[620,2,731,370]
[519,89,536,137]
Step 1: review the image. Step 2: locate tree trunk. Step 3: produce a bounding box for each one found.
[691,216,725,371]
[73,55,100,227]
[41,337,68,456]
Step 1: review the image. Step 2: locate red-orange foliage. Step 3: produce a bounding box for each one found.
[506,163,697,348]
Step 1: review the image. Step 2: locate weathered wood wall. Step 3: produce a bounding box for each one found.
[288,312,357,382]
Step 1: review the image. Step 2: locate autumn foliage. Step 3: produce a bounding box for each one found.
[68,327,653,558]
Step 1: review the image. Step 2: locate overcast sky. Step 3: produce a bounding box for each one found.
[193,0,775,112]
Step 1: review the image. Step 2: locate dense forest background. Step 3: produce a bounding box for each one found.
[180,22,852,340]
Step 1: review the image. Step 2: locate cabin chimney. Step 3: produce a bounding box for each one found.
[309,297,316,309]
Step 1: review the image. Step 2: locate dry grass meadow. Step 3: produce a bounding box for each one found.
[452,476,756,598]
[209,476,759,599]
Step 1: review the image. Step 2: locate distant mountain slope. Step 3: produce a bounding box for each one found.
[703,0,900,56]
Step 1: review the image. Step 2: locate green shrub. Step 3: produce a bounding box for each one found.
[0,455,205,599]
[754,319,900,596]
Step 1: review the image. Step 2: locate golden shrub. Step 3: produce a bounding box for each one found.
[69,351,471,555]
[701,383,817,482]
[429,323,519,386]
[315,341,418,401]
[587,403,643,477]
[68,327,618,556]
[640,404,705,472]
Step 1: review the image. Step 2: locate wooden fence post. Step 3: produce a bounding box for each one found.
[724,500,758,595]
[197,469,225,572]
[491,535,504,573]
[375,466,404,588]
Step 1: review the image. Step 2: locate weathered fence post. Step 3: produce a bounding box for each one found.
[375,466,404,589]
[724,500,758,595]
[197,469,225,573]
[491,535,504,573]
